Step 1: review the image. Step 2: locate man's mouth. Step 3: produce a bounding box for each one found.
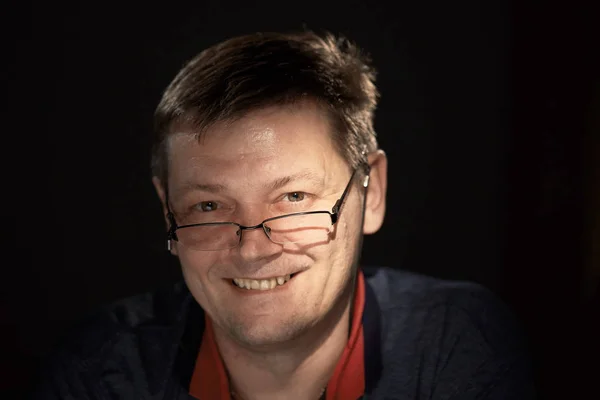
[231,273,297,290]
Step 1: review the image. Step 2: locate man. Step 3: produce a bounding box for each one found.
[34,31,536,399]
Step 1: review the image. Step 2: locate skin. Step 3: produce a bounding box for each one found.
[153,101,387,399]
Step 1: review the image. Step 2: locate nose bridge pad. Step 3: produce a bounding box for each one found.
[238,224,272,246]
[262,223,272,239]
[234,226,242,247]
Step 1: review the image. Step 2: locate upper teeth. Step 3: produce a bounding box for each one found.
[233,274,291,290]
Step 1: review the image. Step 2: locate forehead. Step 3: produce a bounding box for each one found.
[166,103,347,186]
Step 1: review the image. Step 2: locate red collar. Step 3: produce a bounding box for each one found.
[189,270,366,400]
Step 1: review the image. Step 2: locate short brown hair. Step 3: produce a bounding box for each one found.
[151,30,379,185]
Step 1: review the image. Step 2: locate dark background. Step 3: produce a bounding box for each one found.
[2,0,598,399]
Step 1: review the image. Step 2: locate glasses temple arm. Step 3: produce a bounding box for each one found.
[164,189,179,243]
[332,170,358,214]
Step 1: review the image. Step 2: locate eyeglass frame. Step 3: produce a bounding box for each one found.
[164,167,370,251]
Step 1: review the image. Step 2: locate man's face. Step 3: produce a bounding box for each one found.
[160,103,368,347]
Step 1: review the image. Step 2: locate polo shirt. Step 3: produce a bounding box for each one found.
[32,266,537,399]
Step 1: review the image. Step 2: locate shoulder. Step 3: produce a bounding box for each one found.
[364,265,524,346]
[60,281,190,356]
[32,281,192,398]
[363,266,536,398]
[363,266,517,327]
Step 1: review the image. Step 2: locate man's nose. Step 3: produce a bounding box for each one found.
[237,225,282,263]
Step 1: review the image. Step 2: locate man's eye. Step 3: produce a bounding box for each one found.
[196,201,218,211]
[286,192,305,202]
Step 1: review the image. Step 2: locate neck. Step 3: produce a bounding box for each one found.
[213,283,355,400]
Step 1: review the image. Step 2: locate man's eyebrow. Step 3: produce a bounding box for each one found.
[181,171,324,194]
[181,182,227,193]
[269,171,325,191]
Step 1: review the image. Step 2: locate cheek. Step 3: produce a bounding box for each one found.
[177,248,233,312]
[335,204,362,249]
[177,246,224,281]
[327,204,363,275]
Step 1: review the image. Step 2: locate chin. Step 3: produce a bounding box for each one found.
[227,315,311,348]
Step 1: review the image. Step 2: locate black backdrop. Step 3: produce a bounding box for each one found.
[3,1,598,399]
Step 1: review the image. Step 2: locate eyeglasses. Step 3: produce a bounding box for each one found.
[165,169,369,251]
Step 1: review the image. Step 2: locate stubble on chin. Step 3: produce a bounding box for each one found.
[221,310,313,350]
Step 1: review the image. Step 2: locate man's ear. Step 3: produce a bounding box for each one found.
[152,176,178,256]
[363,150,387,235]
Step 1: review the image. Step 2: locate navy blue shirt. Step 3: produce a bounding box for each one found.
[33,267,536,399]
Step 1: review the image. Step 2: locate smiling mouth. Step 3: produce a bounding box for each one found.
[231,273,297,290]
